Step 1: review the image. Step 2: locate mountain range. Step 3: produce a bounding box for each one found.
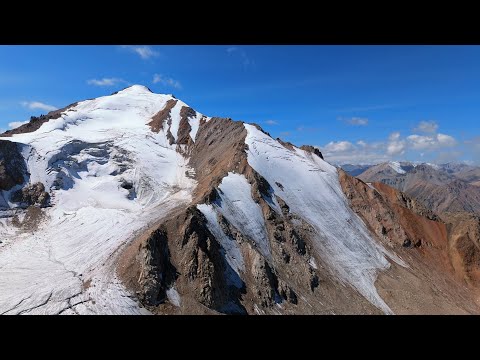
[0,85,479,315]
[343,161,480,215]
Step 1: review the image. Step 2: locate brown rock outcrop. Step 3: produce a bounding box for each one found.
[299,145,323,159]
[148,99,178,135]
[339,169,480,314]
[11,182,50,207]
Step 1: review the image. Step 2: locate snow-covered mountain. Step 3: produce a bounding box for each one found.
[1,85,479,315]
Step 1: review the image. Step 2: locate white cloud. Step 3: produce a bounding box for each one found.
[87,78,126,86]
[321,132,404,164]
[387,132,406,155]
[340,117,369,126]
[152,74,182,89]
[8,121,28,129]
[324,141,355,153]
[265,120,279,125]
[407,133,456,150]
[21,101,56,112]
[389,132,401,141]
[320,123,460,164]
[437,133,457,147]
[414,120,438,134]
[387,141,405,155]
[121,45,159,60]
[321,139,390,165]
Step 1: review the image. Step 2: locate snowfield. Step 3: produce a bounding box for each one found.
[244,124,406,314]
[0,86,198,314]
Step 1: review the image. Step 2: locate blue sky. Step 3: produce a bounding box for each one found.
[1,45,479,164]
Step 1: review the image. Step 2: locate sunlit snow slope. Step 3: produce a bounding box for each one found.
[0,86,200,314]
[243,124,406,314]
[0,85,408,315]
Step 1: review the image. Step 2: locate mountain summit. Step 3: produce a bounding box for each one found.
[0,86,479,315]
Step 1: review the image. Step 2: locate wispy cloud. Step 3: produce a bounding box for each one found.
[8,121,28,129]
[87,78,127,86]
[21,101,56,112]
[152,74,182,89]
[414,120,438,134]
[279,131,291,137]
[339,117,369,126]
[227,47,253,68]
[121,45,159,60]
[265,120,279,125]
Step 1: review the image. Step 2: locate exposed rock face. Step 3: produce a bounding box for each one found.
[134,227,177,305]
[148,99,178,134]
[176,106,196,145]
[0,140,27,191]
[338,170,480,314]
[299,145,323,160]
[119,206,247,314]
[10,182,50,207]
[443,212,480,287]
[189,117,249,202]
[339,170,447,252]
[1,102,78,137]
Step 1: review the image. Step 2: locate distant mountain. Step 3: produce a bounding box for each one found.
[358,161,480,215]
[338,164,373,176]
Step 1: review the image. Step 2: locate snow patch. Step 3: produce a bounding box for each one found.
[214,172,270,259]
[388,161,406,174]
[188,113,203,142]
[166,287,181,307]
[197,203,245,275]
[308,257,318,270]
[168,101,183,142]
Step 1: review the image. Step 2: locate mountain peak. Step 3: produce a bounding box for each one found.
[118,84,153,94]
